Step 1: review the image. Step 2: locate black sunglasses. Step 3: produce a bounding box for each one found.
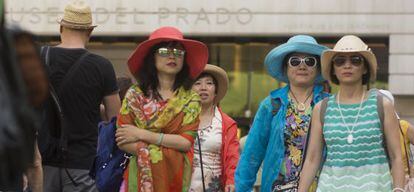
[333,55,364,67]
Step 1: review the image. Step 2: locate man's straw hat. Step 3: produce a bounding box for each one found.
[57,0,97,30]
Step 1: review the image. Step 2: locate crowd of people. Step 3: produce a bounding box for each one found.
[2,0,414,192]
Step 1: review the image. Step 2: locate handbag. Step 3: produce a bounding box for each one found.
[272,178,299,192]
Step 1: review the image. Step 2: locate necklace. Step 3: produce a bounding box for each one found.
[290,89,313,112]
[337,90,365,144]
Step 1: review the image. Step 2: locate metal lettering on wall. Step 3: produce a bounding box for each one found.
[6,7,253,26]
[5,3,401,35]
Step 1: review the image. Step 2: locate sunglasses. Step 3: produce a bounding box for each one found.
[288,56,318,68]
[333,55,364,67]
[156,47,186,58]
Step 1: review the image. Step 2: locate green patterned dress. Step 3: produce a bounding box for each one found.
[317,91,392,192]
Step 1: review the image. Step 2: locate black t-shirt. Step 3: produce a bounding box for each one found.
[44,47,118,169]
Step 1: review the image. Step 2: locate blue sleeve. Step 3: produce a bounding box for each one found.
[235,98,273,192]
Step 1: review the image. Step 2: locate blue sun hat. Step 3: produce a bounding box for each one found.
[264,35,328,83]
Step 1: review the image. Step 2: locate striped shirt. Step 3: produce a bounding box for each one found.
[317,90,392,192]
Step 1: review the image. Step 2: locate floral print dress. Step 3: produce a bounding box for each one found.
[273,97,312,190]
[189,107,223,192]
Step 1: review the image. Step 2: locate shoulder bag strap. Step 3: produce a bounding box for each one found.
[197,135,206,192]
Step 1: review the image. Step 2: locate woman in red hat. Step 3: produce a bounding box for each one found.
[115,26,208,192]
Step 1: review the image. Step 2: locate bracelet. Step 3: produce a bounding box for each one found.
[392,187,406,192]
[156,133,164,145]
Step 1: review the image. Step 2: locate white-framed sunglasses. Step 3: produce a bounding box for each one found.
[288,56,318,68]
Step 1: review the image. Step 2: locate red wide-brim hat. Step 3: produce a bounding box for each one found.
[127,26,209,79]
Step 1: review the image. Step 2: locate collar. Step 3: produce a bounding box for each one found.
[270,84,325,105]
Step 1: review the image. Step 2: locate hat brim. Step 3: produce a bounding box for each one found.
[202,64,229,104]
[57,19,97,29]
[321,50,377,83]
[265,42,328,83]
[128,37,208,79]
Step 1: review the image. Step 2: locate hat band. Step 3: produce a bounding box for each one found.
[61,18,92,26]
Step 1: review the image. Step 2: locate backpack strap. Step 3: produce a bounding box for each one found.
[377,91,384,130]
[57,52,90,93]
[271,98,281,116]
[319,97,329,125]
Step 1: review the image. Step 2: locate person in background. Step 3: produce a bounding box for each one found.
[39,1,121,191]
[299,35,405,192]
[236,35,329,192]
[10,25,49,192]
[115,26,208,192]
[190,64,239,192]
[379,89,414,191]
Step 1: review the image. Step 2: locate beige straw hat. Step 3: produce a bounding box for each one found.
[321,35,377,83]
[201,64,229,104]
[57,0,97,29]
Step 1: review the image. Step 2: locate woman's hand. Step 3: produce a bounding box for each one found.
[225,184,235,192]
[116,124,143,145]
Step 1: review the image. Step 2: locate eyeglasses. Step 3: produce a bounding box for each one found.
[288,56,318,68]
[333,55,364,67]
[156,47,185,58]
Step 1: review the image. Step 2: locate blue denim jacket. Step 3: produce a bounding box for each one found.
[235,85,329,192]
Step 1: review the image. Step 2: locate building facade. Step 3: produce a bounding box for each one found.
[5,0,414,124]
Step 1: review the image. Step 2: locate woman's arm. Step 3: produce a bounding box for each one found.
[235,99,272,192]
[298,103,325,192]
[383,99,405,189]
[116,124,193,152]
[26,140,43,192]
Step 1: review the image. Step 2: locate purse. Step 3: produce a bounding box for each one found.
[272,178,299,192]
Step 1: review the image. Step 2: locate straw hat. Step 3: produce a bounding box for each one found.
[321,35,377,83]
[201,64,229,104]
[57,0,97,29]
[128,26,208,79]
[264,35,328,83]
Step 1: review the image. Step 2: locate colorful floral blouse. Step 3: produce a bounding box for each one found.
[273,97,312,186]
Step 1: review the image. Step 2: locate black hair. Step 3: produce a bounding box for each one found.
[195,72,218,94]
[281,52,321,77]
[135,41,193,99]
[329,56,371,85]
[116,77,133,101]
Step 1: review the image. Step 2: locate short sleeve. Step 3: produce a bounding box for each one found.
[100,58,118,96]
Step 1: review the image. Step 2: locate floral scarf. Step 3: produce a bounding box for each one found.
[117,85,201,192]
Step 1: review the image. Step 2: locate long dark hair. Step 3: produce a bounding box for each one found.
[135,41,193,99]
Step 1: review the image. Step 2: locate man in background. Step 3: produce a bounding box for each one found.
[39,1,121,191]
